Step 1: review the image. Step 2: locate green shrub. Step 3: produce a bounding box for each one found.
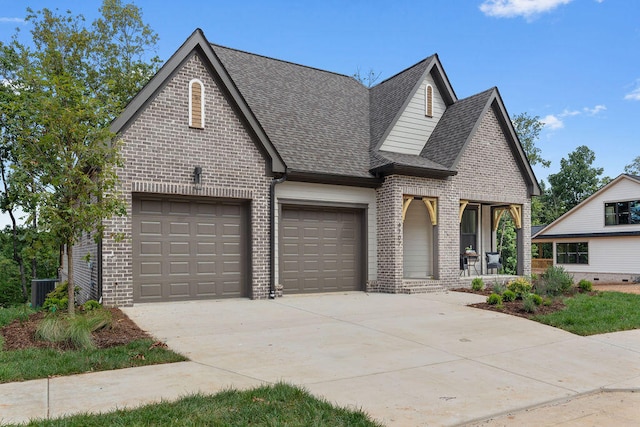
[0,258,24,307]
[471,277,485,291]
[487,293,503,305]
[492,282,506,294]
[42,281,79,312]
[530,293,543,305]
[522,294,539,313]
[578,279,593,292]
[502,290,516,302]
[83,300,102,311]
[507,277,533,299]
[536,266,573,296]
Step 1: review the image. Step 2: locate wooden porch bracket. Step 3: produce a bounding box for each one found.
[459,200,469,223]
[401,196,413,222]
[422,197,437,226]
[492,204,522,230]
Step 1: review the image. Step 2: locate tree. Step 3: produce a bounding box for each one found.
[8,2,159,314]
[352,67,381,88]
[547,145,604,215]
[512,112,551,168]
[624,156,640,175]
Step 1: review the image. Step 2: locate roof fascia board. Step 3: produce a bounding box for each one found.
[110,28,286,174]
[533,174,633,237]
[533,230,640,240]
[370,163,457,179]
[286,170,383,188]
[431,54,457,105]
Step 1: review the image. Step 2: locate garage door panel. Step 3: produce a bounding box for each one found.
[280,206,362,294]
[169,241,190,256]
[133,196,247,302]
[169,222,190,235]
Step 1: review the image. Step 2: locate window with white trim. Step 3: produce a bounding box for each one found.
[425,84,433,117]
[189,79,205,129]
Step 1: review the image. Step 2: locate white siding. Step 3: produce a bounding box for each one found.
[403,201,433,278]
[544,177,640,235]
[379,72,446,155]
[275,182,377,285]
[554,237,640,275]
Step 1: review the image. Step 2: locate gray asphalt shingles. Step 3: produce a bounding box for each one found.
[212,44,493,179]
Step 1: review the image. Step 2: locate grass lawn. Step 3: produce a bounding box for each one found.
[0,305,186,383]
[534,291,640,336]
[10,383,382,427]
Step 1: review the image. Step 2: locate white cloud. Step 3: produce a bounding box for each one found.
[541,114,564,130]
[0,17,25,23]
[583,105,606,115]
[625,83,640,101]
[479,0,573,19]
[559,109,580,117]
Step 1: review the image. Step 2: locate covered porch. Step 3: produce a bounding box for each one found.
[401,195,524,284]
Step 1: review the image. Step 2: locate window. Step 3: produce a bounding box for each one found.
[189,79,205,129]
[425,84,433,117]
[556,242,588,264]
[604,200,640,225]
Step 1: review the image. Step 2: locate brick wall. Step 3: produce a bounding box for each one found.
[375,103,533,292]
[101,52,271,307]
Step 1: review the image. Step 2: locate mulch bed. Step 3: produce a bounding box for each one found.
[1,308,150,351]
[453,287,567,319]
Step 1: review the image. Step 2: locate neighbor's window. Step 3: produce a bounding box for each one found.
[189,79,205,129]
[556,242,588,264]
[425,84,433,117]
[605,200,640,225]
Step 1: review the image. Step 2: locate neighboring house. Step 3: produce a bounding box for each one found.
[532,174,640,283]
[70,29,539,306]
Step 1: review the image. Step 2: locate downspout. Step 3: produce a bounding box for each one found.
[269,173,287,299]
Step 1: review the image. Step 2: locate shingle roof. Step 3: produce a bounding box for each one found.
[212,45,372,178]
[421,88,495,168]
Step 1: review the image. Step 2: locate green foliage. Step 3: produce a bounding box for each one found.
[0,256,23,307]
[624,155,640,175]
[578,279,593,292]
[0,338,186,383]
[507,277,533,299]
[43,282,72,312]
[547,145,605,215]
[491,282,506,294]
[487,293,503,305]
[496,215,517,275]
[0,304,35,328]
[35,309,112,350]
[83,300,101,311]
[534,292,640,336]
[536,265,574,296]
[10,383,381,426]
[502,290,516,302]
[522,294,539,313]
[471,277,485,291]
[512,112,550,168]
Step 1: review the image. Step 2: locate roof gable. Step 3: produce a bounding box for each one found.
[370,55,456,152]
[111,29,285,174]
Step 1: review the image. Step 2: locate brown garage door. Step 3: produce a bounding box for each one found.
[280,206,363,293]
[132,195,247,302]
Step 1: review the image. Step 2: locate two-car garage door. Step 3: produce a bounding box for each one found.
[132,196,247,302]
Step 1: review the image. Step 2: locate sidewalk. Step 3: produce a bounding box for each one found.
[2,292,640,425]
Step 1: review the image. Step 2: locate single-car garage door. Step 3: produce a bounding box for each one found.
[132,195,248,302]
[280,206,363,293]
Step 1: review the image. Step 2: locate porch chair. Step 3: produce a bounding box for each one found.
[485,252,502,274]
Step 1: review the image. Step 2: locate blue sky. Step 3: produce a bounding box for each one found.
[1,0,639,225]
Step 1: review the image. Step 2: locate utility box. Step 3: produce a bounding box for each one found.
[31,279,58,308]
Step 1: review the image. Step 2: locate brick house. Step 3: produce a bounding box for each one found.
[71,29,540,306]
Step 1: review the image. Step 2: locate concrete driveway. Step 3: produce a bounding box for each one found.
[122,292,640,426]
